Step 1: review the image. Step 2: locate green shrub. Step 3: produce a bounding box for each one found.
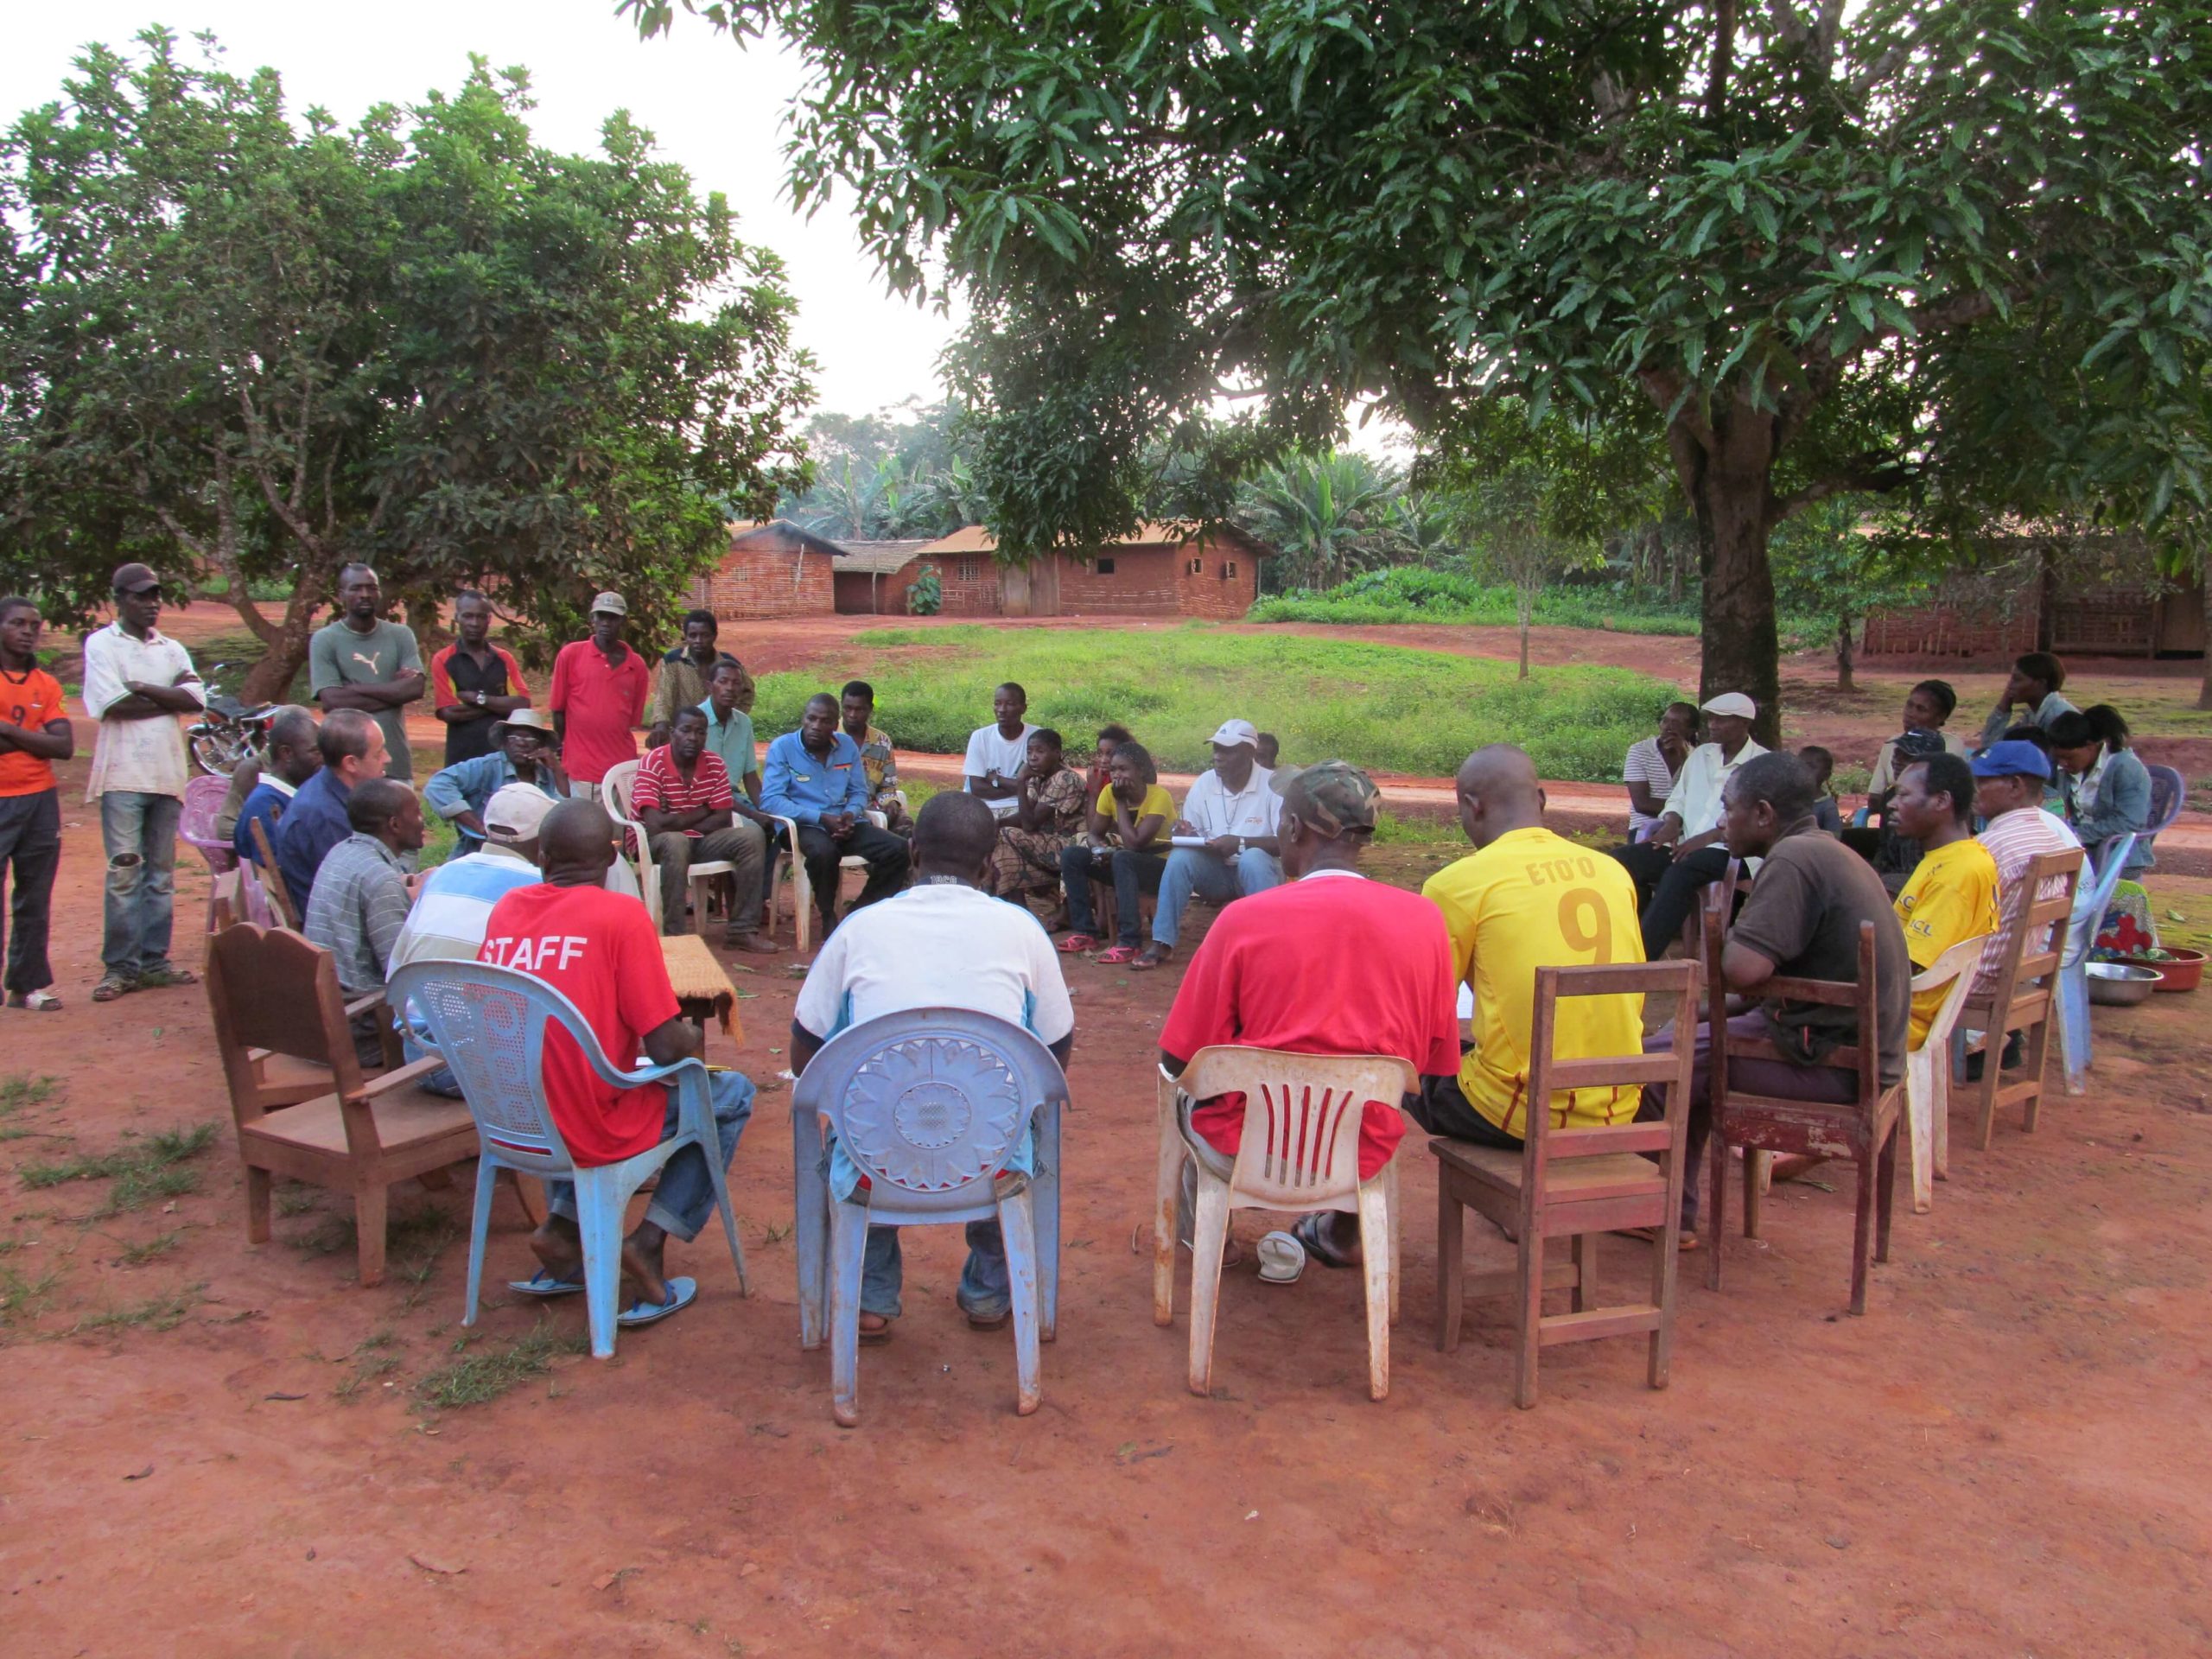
[1248,567,1820,641]
[753,626,1679,782]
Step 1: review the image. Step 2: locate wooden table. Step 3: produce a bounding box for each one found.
[660,935,746,1049]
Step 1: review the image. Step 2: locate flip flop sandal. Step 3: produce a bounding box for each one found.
[617,1275,696,1327]
[857,1314,895,1346]
[962,1305,1011,1331]
[7,988,62,1012]
[507,1268,586,1298]
[1057,934,1100,954]
[134,967,199,989]
[1095,945,1138,965]
[91,975,135,1003]
[1256,1230,1307,1285]
[1291,1211,1361,1269]
[1128,949,1172,972]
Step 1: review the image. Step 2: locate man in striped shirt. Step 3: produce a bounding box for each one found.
[1971,741,2082,998]
[632,706,776,951]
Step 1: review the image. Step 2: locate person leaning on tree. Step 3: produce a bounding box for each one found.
[0,595,74,1013]
[308,562,425,783]
[429,589,531,766]
[80,563,207,1004]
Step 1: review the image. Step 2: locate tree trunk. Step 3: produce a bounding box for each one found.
[238,593,321,706]
[1834,611,1857,692]
[1667,399,1783,747]
[1517,588,1534,680]
[2200,562,2212,711]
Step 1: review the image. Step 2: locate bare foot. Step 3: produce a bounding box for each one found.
[619,1224,670,1307]
[858,1312,893,1343]
[530,1217,584,1282]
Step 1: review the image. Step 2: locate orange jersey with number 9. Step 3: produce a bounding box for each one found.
[1422,825,1648,1135]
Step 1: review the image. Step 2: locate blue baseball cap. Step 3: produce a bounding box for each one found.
[1970,740,2052,781]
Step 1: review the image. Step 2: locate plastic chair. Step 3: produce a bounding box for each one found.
[602,760,738,937]
[235,853,280,931]
[2056,831,2138,1096]
[763,804,893,955]
[388,959,750,1358]
[1901,933,1991,1213]
[2145,766,2184,844]
[1154,1047,1417,1401]
[1433,961,1699,1408]
[788,1008,1068,1425]
[181,773,237,940]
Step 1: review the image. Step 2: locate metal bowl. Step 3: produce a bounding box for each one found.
[2086,962,2163,1007]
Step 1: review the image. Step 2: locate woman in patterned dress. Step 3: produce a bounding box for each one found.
[992,728,1088,916]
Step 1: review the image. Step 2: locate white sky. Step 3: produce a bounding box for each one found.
[0,2,959,419]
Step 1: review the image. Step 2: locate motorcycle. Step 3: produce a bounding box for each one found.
[186,664,279,778]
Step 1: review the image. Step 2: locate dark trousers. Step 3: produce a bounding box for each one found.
[1405,1064,1524,1150]
[0,788,62,995]
[793,820,909,925]
[1637,1012,1857,1230]
[1611,841,1734,961]
[1057,844,1164,945]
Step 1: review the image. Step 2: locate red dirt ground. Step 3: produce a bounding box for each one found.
[5,728,2212,1652]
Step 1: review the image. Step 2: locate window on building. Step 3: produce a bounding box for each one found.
[961,557,982,579]
[1221,561,1237,579]
[1096,557,1116,575]
[1187,557,1204,575]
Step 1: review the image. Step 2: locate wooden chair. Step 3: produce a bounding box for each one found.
[209,868,242,935]
[247,816,302,931]
[1702,915,1904,1315]
[1154,1049,1416,1401]
[205,924,477,1287]
[1902,934,1990,1212]
[1955,849,2083,1152]
[1433,960,1699,1408]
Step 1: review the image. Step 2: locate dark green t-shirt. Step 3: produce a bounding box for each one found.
[1729,823,1912,1087]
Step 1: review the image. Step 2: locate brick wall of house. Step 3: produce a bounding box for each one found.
[1057,547,1181,614]
[1173,538,1262,620]
[934,555,1005,617]
[833,569,925,615]
[690,530,835,620]
[1861,603,2040,661]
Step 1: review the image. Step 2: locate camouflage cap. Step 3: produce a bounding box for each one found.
[1269,760,1380,837]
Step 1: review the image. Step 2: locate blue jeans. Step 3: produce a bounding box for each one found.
[544,1071,755,1243]
[861,1218,1009,1321]
[1150,846,1283,947]
[99,789,181,981]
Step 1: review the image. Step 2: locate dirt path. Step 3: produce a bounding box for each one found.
[4,746,2212,1654]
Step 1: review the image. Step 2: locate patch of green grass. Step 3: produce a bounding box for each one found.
[0,1261,61,1328]
[1243,568,1829,640]
[115,1230,184,1268]
[291,1200,450,1261]
[1370,809,1464,848]
[0,1074,58,1115]
[414,1316,588,1409]
[335,1351,403,1402]
[70,1283,205,1335]
[766,626,1680,783]
[18,1122,220,1215]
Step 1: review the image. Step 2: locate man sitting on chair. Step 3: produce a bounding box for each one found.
[790,792,1075,1341]
[1131,717,1283,972]
[760,693,911,939]
[478,799,754,1327]
[1967,739,2082,1076]
[1157,762,1460,1268]
[302,778,425,1066]
[1888,753,2000,1048]
[633,706,777,953]
[1641,752,1911,1244]
[1418,745,1648,1154]
[1609,691,1767,959]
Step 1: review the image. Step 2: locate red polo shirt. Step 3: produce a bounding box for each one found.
[548,639,650,785]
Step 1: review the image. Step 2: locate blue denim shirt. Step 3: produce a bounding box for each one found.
[421,753,566,849]
[759,729,870,825]
[274,766,352,918]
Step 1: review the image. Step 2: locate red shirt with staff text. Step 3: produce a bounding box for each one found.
[479,883,678,1166]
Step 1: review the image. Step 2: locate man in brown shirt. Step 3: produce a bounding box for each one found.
[1643,751,1911,1241]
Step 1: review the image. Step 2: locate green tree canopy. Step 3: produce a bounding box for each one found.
[632,0,2212,739]
[1,29,811,699]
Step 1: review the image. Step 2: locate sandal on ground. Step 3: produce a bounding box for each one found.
[1095,945,1138,965]
[961,1302,1011,1331]
[858,1312,895,1345]
[616,1275,697,1327]
[1291,1211,1361,1268]
[1614,1225,1700,1252]
[91,974,135,1003]
[1057,933,1099,955]
[6,988,62,1012]
[1128,945,1173,972]
[506,1268,586,1298]
[133,966,198,989]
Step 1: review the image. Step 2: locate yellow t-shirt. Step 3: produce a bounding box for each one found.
[1893,837,2000,1047]
[1096,783,1174,837]
[1421,827,1648,1135]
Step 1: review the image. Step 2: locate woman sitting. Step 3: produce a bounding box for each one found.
[2050,706,2153,878]
[990,728,1088,918]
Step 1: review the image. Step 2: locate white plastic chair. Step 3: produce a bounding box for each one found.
[763,799,899,956]
[1903,933,1990,1213]
[388,959,750,1358]
[2056,831,2138,1096]
[602,759,737,936]
[1153,1047,1417,1402]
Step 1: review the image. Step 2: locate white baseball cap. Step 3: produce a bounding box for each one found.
[1209,718,1259,748]
[484,783,557,845]
[1700,692,1757,719]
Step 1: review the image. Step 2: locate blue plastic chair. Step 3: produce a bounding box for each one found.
[2055,831,2138,1096]
[790,1008,1068,1427]
[388,960,749,1358]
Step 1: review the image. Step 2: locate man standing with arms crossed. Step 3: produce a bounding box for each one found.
[0,597,73,1012]
[81,563,207,1004]
[429,589,531,766]
[310,563,425,783]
